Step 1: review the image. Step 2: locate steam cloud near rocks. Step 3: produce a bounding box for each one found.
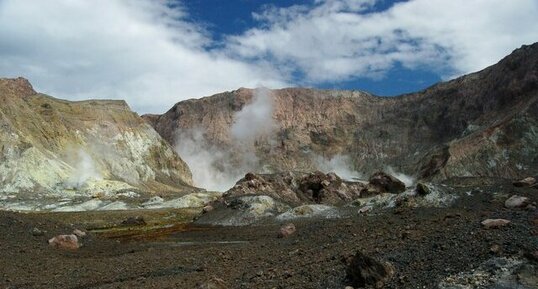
[314,154,363,181]
[230,87,276,144]
[175,88,276,191]
[65,149,102,189]
[174,87,414,191]
[386,166,415,187]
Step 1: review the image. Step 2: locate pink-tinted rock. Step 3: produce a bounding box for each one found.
[358,206,372,214]
[481,219,511,229]
[505,195,530,209]
[48,234,80,250]
[278,223,296,238]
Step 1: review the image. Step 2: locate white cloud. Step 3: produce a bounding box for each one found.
[0,0,537,114]
[0,0,286,113]
[228,0,538,82]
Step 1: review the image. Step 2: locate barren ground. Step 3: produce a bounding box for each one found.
[1,178,537,289]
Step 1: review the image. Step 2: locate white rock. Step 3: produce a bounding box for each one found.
[481,219,511,229]
[504,195,530,209]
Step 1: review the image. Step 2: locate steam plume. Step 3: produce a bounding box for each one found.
[174,88,277,191]
[66,149,102,188]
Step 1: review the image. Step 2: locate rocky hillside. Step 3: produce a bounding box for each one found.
[145,43,538,187]
[0,78,195,210]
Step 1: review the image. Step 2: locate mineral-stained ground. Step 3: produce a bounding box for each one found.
[1,178,536,289]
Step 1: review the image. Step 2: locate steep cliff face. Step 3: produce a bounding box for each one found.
[144,43,538,189]
[0,77,194,205]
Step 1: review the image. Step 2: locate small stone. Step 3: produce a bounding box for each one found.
[490,244,502,255]
[72,229,86,238]
[513,177,536,187]
[344,286,354,289]
[505,195,530,209]
[48,234,80,250]
[31,227,44,236]
[358,206,372,214]
[278,223,296,238]
[481,218,511,229]
[203,205,214,213]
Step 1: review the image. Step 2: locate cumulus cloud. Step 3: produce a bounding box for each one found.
[228,0,538,82]
[0,0,536,113]
[0,0,286,113]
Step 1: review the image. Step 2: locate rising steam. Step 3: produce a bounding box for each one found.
[231,87,276,143]
[66,149,102,188]
[386,166,415,187]
[174,88,277,191]
[314,154,363,181]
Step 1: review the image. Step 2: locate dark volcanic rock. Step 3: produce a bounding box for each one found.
[345,252,394,288]
[368,171,406,194]
[513,176,537,187]
[224,171,366,206]
[415,182,431,196]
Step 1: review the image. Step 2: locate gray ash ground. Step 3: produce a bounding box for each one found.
[1,178,537,289]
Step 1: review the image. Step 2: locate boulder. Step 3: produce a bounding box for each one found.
[481,219,511,229]
[368,172,406,194]
[513,177,536,187]
[415,182,431,196]
[504,195,530,209]
[345,252,394,288]
[48,234,80,250]
[277,223,296,238]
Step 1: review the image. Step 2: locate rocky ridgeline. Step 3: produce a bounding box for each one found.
[145,43,538,182]
[0,78,197,211]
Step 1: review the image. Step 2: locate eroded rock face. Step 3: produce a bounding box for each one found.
[0,78,195,210]
[145,43,538,182]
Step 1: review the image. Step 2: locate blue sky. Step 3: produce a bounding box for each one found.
[182,0,441,95]
[0,0,537,113]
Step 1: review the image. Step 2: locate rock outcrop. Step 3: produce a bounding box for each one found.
[0,78,195,210]
[145,43,538,183]
[224,171,366,206]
